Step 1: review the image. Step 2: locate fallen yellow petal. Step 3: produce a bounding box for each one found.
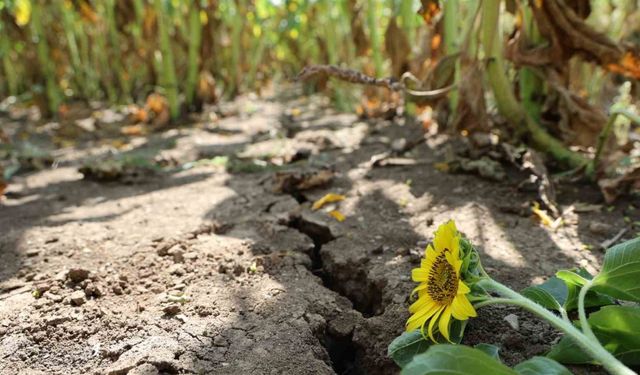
[532,201,562,229]
[328,210,346,222]
[434,162,450,172]
[312,193,345,210]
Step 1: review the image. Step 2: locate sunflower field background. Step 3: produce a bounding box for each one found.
[0,1,640,375]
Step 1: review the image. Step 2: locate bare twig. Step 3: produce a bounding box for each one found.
[293,64,456,100]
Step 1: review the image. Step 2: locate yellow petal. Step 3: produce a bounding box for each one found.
[406,300,439,332]
[328,210,346,222]
[15,0,32,26]
[312,193,345,210]
[409,295,435,313]
[438,306,453,342]
[410,283,427,298]
[434,220,458,253]
[451,294,477,320]
[457,280,470,295]
[427,306,445,342]
[412,268,430,282]
[424,244,438,262]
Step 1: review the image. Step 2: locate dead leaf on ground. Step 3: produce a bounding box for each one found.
[598,165,640,203]
[272,168,334,194]
[121,124,148,136]
[144,93,171,128]
[197,71,218,105]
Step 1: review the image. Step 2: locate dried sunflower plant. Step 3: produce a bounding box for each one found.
[389,221,640,375]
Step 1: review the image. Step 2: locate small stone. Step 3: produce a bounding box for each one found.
[172,283,186,291]
[371,245,383,255]
[232,264,244,276]
[129,363,160,375]
[392,295,405,304]
[46,293,63,303]
[395,247,410,256]
[85,283,102,298]
[589,221,611,235]
[171,250,184,263]
[503,313,519,331]
[70,291,86,306]
[25,249,40,257]
[45,315,70,326]
[183,252,198,260]
[156,242,173,256]
[217,264,228,274]
[150,285,164,294]
[163,304,181,315]
[112,285,124,295]
[68,268,90,283]
[168,264,185,276]
[391,138,407,152]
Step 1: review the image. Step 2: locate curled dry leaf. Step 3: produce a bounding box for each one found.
[347,0,369,57]
[452,63,490,133]
[525,0,640,80]
[384,19,411,79]
[197,71,218,105]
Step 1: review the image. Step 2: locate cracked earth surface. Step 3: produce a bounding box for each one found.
[1,92,635,374]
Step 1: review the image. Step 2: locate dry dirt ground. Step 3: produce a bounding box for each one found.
[1,92,638,375]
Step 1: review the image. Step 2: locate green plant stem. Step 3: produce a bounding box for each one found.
[481,0,587,169]
[399,0,416,43]
[366,0,383,76]
[443,0,459,110]
[578,279,599,342]
[186,2,202,107]
[31,4,62,114]
[477,278,635,375]
[0,36,18,96]
[105,0,131,102]
[590,109,640,175]
[519,6,543,122]
[154,0,179,119]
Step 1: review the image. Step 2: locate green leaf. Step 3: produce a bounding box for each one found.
[593,237,640,302]
[474,343,501,361]
[402,345,516,375]
[556,269,588,287]
[389,322,468,367]
[557,269,614,311]
[388,330,432,367]
[514,357,571,375]
[548,305,640,366]
[521,286,563,311]
[536,276,568,305]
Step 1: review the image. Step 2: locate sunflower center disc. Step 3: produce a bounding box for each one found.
[427,250,458,303]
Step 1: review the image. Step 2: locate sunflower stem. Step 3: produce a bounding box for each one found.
[578,279,599,342]
[476,279,635,375]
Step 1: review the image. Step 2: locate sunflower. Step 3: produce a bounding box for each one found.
[406,220,477,342]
